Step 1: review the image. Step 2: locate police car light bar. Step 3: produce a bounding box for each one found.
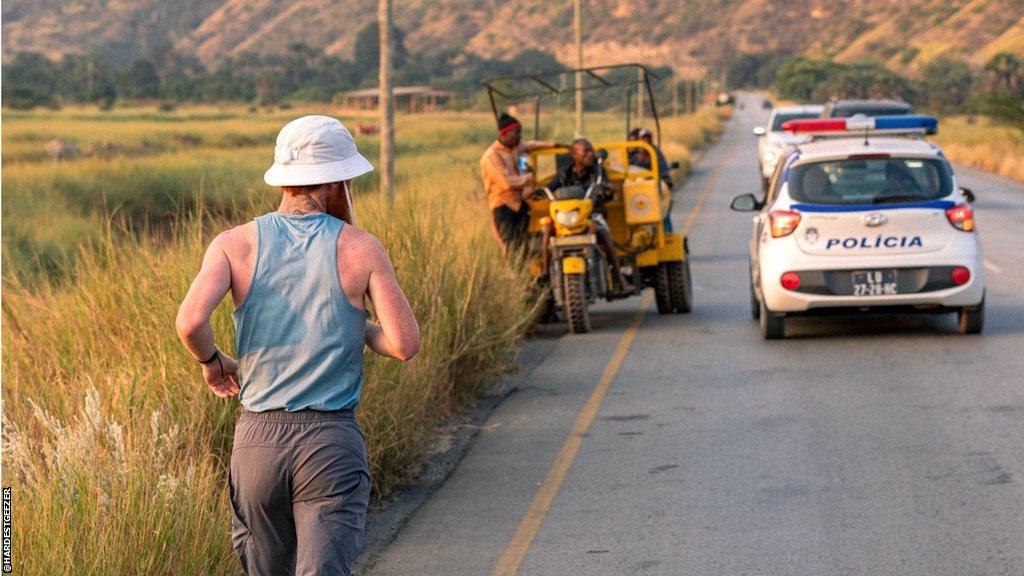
[782,115,938,135]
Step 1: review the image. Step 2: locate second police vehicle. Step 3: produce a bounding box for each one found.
[731,115,985,339]
[754,105,824,192]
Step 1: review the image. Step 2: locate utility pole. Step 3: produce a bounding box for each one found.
[86,58,95,98]
[378,0,395,203]
[574,0,583,137]
[672,71,678,117]
[636,67,644,122]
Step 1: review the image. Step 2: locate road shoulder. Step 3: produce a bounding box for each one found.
[353,338,555,574]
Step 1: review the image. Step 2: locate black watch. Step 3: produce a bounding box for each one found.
[198,348,220,365]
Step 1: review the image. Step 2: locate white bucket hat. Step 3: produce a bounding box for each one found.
[264,115,374,187]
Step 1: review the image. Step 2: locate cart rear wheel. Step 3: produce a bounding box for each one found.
[666,259,693,314]
[654,263,673,314]
[564,273,591,333]
[539,293,558,324]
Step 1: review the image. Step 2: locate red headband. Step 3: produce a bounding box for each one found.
[498,122,521,136]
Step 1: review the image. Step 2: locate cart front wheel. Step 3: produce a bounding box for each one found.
[564,273,591,333]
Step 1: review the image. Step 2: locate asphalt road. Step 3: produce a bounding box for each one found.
[362,93,1024,576]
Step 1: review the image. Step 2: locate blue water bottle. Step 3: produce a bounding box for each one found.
[516,154,530,174]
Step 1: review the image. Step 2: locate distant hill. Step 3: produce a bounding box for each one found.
[3,0,1022,75]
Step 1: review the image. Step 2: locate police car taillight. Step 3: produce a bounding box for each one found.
[951,267,971,286]
[945,205,974,231]
[769,210,802,238]
[780,272,801,290]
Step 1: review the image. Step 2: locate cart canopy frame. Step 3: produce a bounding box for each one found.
[482,63,663,147]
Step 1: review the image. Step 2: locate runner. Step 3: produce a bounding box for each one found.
[176,115,420,575]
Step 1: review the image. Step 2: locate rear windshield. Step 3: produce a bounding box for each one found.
[771,112,820,131]
[788,157,952,205]
[829,106,912,118]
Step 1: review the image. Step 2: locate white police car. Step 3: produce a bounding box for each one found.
[731,115,984,339]
[754,105,824,191]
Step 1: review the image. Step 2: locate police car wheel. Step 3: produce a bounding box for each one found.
[750,280,760,320]
[957,298,984,335]
[759,300,784,339]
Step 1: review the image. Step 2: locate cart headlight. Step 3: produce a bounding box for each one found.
[555,209,581,227]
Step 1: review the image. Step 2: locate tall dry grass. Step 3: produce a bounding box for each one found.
[933,115,1024,181]
[1,104,724,575]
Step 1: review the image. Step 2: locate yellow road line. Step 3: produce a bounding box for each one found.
[491,139,734,576]
[682,139,741,236]
[491,291,652,576]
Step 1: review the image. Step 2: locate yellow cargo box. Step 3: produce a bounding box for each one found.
[623,179,662,225]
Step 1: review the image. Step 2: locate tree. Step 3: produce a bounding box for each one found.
[983,52,1022,94]
[57,53,117,103]
[117,59,161,99]
[920,58,974,113]
[354,20,407,85]
[2,52,61,109]
[771,57,836,101]
[978,53,1024,131]
[980,93,1024,131]
[281,43,320,88]
[197,58,256,102]
[813,61,915,102]
[726,51,792,89]
[771,57,917,104]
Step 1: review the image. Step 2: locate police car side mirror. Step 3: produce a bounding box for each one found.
[752,126,766,137]
[730,193,761,212]
[959,187,976,203]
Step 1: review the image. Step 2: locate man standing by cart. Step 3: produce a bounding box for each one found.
[176,115,419,575]
[479,112,562,257]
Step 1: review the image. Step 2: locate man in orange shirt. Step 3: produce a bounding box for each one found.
[479,112,561,256]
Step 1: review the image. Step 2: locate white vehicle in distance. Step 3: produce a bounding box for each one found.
[754,105,823,191]
[731,115,985,339]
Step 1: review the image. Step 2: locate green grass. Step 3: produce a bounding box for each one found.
[1,103,725,575]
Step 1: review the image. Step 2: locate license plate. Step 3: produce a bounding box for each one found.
[852,269,898,296]
[550,234,597,248]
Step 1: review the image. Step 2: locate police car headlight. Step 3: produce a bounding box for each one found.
[555,209,581,227]
[763,149,778,164]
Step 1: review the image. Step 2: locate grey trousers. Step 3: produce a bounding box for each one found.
[229,408,371,576]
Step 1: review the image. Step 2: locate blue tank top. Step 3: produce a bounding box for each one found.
[233,212,368,412]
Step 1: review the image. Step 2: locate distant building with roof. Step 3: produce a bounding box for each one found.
[335,86,461,113]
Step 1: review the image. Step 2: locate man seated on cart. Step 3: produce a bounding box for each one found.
[628,126,675,232]
[544,138,633,293]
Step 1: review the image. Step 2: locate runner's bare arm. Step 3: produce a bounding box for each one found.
[363,236,420,361]
[176,233,241,397]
